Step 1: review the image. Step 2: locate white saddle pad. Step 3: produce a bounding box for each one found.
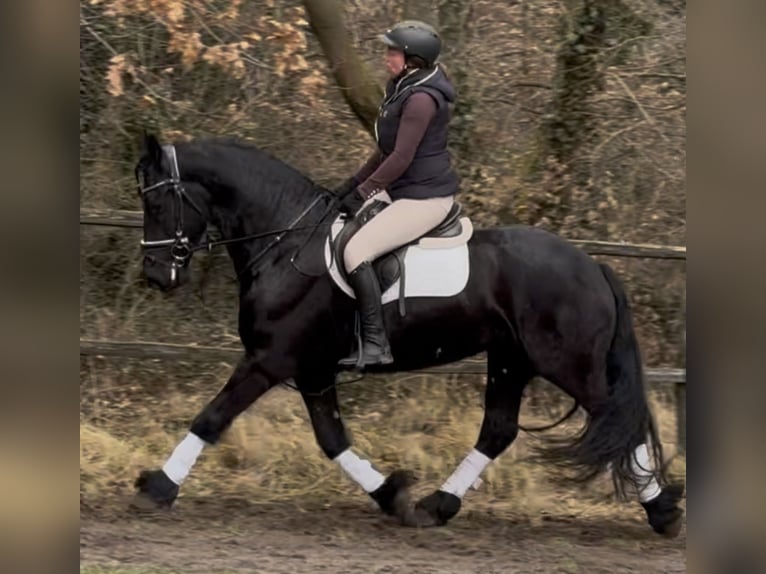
[324,216,471,304]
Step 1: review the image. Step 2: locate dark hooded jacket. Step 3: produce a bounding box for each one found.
[374,65,459,200]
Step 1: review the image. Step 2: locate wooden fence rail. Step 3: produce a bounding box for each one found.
[80,208,687,260]
[79,337,684,380]
[80,337,686,454]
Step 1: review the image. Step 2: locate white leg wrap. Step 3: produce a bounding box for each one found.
[334,449,385,493]
[441,448,492,499]
[162,432,207,485]
[632,443,661,503]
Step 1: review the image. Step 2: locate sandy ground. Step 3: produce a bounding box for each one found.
[80,495,686,573]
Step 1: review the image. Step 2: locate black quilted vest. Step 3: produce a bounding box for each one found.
[375,66,459,200]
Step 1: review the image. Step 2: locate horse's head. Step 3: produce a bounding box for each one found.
[135,133,208,291]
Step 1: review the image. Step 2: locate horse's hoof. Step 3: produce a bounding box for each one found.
[658,511,684,539]
[130,469,179,511]
[369,469,417,517]
[642,482,685,538]
[412,490,462,527]
[397,503,441,528]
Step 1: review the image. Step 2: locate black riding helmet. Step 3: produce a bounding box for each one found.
[380,20,442,68]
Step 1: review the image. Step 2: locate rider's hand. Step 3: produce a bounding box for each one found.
[333,177,359,199]
[338,189,364,216]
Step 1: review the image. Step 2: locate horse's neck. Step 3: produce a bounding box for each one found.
[209,181,319,240]
[185,146,315,237]
[185,144,323,274]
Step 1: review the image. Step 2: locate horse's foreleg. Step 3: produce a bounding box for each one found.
[411,349,530,527]
[133,356,275,510]
[300,380,416,517]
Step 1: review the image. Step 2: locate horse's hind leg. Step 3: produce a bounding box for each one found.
[300,378,416,518]
[408,347,531,527]
[530,262,684,537]
[542,364,683,537]
[132,356,275,510]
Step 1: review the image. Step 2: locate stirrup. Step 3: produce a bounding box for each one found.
[338,348,364,369]
[338,347,393,369]
[338,313,363,365]
[338,322,393,368]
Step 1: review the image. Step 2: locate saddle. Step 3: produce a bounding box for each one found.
[330,200,468,315]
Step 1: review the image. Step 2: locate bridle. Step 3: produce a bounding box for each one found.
[137,144,207,284]
[136,144,338,284]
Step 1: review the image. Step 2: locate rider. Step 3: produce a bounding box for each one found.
[336,20,460,368]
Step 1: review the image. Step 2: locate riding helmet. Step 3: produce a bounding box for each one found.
[380,20,442,68]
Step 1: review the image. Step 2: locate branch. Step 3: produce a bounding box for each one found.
[79,11,182,110]
[589,119,646,161]
[302,0,383,138]
[610,73,671,145]
[79,9,119,57]
[510,81,552,90]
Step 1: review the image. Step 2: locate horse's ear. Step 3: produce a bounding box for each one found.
[142,132,163,165]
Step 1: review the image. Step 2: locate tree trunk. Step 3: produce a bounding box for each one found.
[542,0,608,166]
[302,0,383,137]
[533,0,652,233]
[542,0,652,167]
[435,0,474,166]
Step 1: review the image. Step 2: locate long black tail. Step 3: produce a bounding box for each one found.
[598,263,666,498]
[537,262,667,499]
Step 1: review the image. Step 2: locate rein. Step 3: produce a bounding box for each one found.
[137,144,339,282]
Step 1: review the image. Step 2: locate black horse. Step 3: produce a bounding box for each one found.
[132,133,684,537]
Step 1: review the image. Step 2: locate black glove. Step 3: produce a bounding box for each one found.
[338,189,364,216]
[333,176,359,199]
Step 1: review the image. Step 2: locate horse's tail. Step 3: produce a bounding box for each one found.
[597,262,666,498]
[537,262,666,499]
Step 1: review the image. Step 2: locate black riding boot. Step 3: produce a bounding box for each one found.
[339,262,394,368]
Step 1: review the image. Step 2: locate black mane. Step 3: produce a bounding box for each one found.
[181,136,327,197]
[172,136,332,233]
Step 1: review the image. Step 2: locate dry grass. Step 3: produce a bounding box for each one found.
[80,361,685,522]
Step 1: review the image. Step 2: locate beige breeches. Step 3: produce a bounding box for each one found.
[343,191,455,273]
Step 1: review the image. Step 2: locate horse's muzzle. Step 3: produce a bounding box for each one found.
[143,256,186,291]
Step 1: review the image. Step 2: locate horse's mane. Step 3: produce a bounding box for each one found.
[177,136,330,219]
[182,136,324,192]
